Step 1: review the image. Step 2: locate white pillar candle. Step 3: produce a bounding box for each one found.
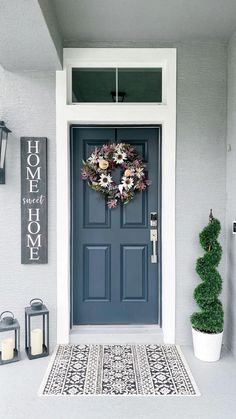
[1,338,14,361]
[31,328,43,356]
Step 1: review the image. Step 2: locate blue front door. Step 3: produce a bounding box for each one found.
[71,127,161,324]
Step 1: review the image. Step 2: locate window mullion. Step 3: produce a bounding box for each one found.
[116,68,118,103]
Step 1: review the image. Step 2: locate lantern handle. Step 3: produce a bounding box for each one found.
[0,311,14,321]
[30,298,43,306]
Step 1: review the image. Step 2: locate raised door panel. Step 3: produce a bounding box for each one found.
[83,245,111,301]
[120,139,148,228]
[121,192,147,228]
[121,245,148,301]
[83,138,111,228]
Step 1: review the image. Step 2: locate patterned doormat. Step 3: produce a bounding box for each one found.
[39,344,200,396]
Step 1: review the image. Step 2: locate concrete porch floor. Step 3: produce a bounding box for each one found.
[0,345,235,419]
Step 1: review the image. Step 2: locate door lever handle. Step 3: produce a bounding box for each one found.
[150,229,157,263]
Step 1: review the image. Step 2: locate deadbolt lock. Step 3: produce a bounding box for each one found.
[150,212,157,227]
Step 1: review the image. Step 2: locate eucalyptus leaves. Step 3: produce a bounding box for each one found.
[81,143,150,208]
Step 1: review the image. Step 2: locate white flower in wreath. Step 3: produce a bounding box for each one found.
[135,167,144,178]
[115,143,124,152]
[99,173,113,188]
[88,153,99,164]
[122,176,134,190]
[113,152,127,164]
[118,184,124,195]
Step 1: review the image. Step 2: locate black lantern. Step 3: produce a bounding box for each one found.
[25,299,49,360]
[0,311,20,365]
[110,91,126,102]
[0,121,11,184]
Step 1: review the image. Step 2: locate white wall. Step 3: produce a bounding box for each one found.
[0,67,57,346]
[226,32,236,356]
[0,42,227,347]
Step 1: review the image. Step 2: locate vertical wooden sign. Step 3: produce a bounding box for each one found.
[21,137,48,264]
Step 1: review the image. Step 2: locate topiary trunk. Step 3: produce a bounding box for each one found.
[191,210,224,334]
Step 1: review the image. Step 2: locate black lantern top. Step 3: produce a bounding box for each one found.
[0,121,11,184]
[25,298,48,316]
[0,121,11,134]
[0,311,20,332]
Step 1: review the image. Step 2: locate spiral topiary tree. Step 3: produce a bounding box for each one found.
[191,210,224,334]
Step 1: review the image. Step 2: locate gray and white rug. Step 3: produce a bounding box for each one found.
[39,344,200,396]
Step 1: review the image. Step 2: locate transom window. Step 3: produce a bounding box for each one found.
[71,68,162,103]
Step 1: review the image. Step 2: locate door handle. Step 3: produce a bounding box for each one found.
[150,229,157,263]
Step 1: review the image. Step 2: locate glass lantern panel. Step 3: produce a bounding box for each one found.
[0,133,7,169]
[29,315,45,331]
[0,329,17,362]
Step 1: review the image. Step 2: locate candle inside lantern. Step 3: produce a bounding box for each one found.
[31,328,43,356]
[1,338,14,361]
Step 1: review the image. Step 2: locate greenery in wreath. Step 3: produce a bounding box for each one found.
[81,143,151,208]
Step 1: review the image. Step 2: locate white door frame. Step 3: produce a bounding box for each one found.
[56,48,176,344]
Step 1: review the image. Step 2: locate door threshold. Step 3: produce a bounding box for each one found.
[70,325,163,344]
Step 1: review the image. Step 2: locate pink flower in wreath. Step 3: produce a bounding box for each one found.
[121,191,129,200]
[94,146,100,155]
[102,144,110,153]
[133,159,141,167]
[108,199,118,208]
[139,181,147,191]
[126,147,135,157]
[81,168,90,179]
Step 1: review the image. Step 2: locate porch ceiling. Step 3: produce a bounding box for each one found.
[0,0,62,71]
[52,0,236,46]
[1,0,236,71]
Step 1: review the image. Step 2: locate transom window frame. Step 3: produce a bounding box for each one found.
[65,49,167,105]
[57,48,176,345]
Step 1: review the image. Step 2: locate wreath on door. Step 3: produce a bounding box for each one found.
[81,143,151,208]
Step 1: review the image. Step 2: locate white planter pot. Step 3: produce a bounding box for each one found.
[192,327,223,362]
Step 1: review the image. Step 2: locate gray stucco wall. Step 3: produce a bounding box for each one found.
[176,43,227,344]
[0,42,227,347]
[226,32,236,356]
[0,67,57,345]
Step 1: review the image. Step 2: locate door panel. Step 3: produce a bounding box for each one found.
[121,188,147,228]
[83,137,112,228]
[83,245,111,301]
[121,245,148,301]
[71,126,161,324]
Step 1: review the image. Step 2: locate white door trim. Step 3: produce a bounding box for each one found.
[56,48,176,344]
